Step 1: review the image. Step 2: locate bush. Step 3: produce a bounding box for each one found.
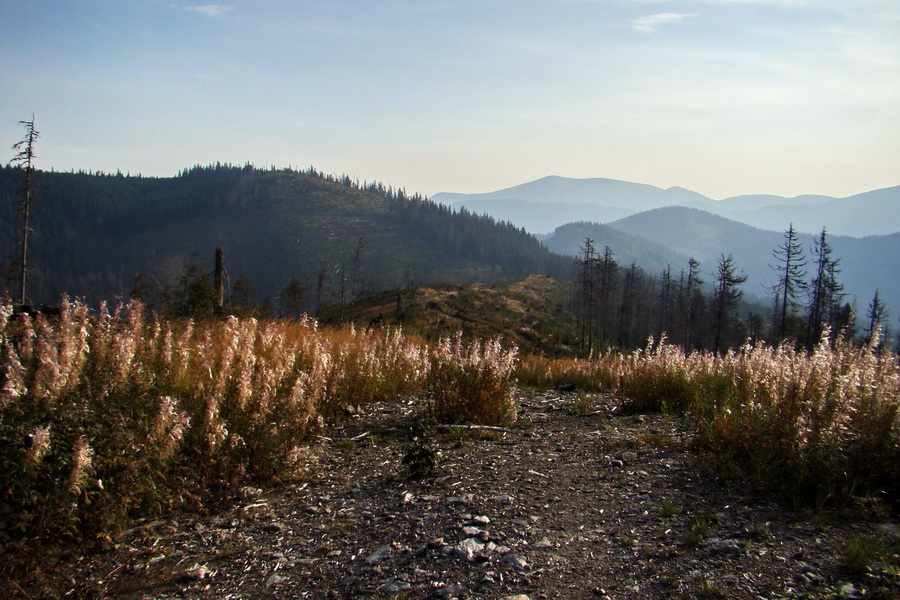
[512,333,900,509]
[427,333,518,426]
[0,301,327,552]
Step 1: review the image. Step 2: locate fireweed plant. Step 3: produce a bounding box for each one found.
[1,298,896,558]
[519,333,900,508]
[0,299,517,553]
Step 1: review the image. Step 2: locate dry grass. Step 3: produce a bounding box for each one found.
[3,297,897,568]
[516,333,900,508]
[0,299,517,559]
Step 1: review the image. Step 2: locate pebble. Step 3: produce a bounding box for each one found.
[455,537,486,560]
[265,574,287,588]
[500,553,529,570]
[436,583,469,599]
[379,578,412,594]
[364,545,392,565]
[447,493,474,505]
[704,538,743,556]
[181,563,213,581]
[461,526,484,538]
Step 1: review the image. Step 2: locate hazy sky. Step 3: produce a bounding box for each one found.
[2,0,898,199]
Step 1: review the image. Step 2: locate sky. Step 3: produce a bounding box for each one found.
[1,0,899,200]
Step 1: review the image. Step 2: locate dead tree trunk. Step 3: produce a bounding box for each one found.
[214,247,225,316]
[10,116,39,306]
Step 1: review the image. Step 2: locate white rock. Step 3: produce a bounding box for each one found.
[455,537,485,560]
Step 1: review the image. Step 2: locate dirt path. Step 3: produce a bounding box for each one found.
[64,391,899,599]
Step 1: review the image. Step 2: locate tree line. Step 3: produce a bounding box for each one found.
[573,225,891,355]
[1,155,573,313]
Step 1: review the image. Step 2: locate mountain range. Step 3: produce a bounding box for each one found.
[543,207,900,331]
[435,175,898,330]
[2,165,895,336]
[432,176,900,238]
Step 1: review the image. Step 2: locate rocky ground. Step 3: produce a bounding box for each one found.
[28,390,900,599]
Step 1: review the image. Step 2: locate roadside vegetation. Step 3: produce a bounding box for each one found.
[3,297,897,568]
[0,298,518,567]
[520,332,900,509]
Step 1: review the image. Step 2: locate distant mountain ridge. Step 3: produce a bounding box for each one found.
[433,176,900,237]
[544,206,900,327]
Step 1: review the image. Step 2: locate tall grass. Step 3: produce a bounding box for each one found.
[4,295,896,561]
[0,299,517,556]
[516,352,619,392]
[427,333,518,426]
[517,333,900,507]
[694,333,900,506]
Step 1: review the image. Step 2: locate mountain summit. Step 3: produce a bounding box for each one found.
[433,176,900,237]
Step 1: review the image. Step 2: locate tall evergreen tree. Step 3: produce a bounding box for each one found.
[684,257,704,350]
[576,238,596,353]
[806,228,845,346]
[864,289,889,347]
[769,223,807,341]
[280,278,308,319]
[617,262,644,348]
[658,264,673,336]
[595,246,619,347]
[712,254,747,354]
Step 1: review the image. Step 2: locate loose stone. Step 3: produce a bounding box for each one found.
[364,545,392,565]
[379,578,412,594]
[500,553,529,570]
[436,583,469,599]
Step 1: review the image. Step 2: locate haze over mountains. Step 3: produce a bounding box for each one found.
[436,176,900,327]
[543,208,900,327]
[433,176,900,238]
[2,165,895,337]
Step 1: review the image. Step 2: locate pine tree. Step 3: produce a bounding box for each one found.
[712,254,747,354]
[864,289,889,347]
[617,262,644,348]
[595,246,619,347]
[576,238,596,352]
[684,257,704,350]
[658,264,673,336]
[769,223,807,341]
[806,228,845,346]
[280,278,308,319]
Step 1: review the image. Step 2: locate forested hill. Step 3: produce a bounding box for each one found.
[0,164,573,310]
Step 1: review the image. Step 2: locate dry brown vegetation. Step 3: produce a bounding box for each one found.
[1,297,898,595]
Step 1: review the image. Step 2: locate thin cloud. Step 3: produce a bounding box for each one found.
[182,5,233,18]
[628,12,698,32]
